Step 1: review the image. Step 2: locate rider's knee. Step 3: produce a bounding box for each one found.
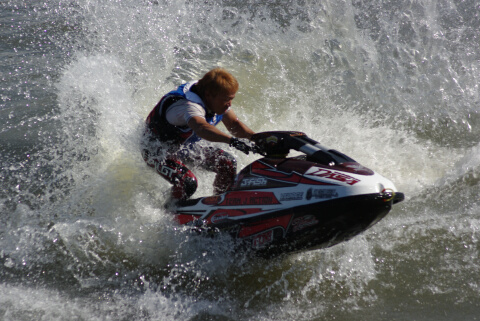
[183,176,197,199]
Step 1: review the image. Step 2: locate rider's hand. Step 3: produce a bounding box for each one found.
[229,137,250,155]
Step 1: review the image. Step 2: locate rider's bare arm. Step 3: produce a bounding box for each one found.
[221,109,255,140]
[188,116,232,143]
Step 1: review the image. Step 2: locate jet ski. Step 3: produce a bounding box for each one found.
[172,131,404,256]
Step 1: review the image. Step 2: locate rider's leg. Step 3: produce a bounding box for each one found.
[142,149,197,200]
[189,147,237,195]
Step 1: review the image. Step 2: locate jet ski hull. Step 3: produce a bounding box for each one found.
[174,191,403,256]
[170,131,405,256]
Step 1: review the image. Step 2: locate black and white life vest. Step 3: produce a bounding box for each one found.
[145,81,223,145]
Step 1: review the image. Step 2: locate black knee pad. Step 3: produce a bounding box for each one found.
[183,177,198,199]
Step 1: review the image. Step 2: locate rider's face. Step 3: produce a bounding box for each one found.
[204,90,236,115]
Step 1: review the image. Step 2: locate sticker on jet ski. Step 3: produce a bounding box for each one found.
[292,215,319,232]
[252,229,274,249]
[280,192,304,201]
[218,191,280,206]
[305,188,339,200]
[305,167,361,185]
[240,177,268,187]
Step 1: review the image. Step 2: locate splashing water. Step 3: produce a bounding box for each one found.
[1,0,480,320]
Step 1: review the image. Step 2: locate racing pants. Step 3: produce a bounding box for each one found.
[142,144,237,200]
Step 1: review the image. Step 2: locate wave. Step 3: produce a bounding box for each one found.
[1,0,480,320]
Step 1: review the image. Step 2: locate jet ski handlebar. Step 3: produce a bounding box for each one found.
[250,131,355,165]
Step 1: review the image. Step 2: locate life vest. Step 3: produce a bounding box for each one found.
[145,81,223,145]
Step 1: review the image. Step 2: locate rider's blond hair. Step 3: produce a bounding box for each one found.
[196,68,239,96]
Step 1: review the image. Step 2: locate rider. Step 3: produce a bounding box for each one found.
[142,68,256,200]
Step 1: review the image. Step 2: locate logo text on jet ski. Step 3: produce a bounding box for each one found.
[240,177,268,187]
[306,188,338,200]
[211,212,229,224]
[306,167,360,185]
[225,196,276,206]
[252,229,274,249]
[280,192,304,201]
[292,215,319,232]
[156,164,175,178]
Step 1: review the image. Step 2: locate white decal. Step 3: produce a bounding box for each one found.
[157,164,175,178]
[240,177,268,187]
[306,167,360,185]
